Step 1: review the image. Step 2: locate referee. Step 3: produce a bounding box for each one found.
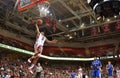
[35,63,43,78]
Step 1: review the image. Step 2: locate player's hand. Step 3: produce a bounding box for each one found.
[97,66,99,68]
[52,39,58,44]
[97,66,100,69]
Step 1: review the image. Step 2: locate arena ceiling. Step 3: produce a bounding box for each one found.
[0,0,120,57]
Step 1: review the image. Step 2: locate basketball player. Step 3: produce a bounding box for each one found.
[28,24,57,74]
[78,66,83,78]
[71,70,76,78]
[91,56,102,78]
[106,61,114,78]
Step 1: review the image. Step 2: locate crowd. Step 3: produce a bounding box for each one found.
[0,55,120,78]
[0,56,32,78]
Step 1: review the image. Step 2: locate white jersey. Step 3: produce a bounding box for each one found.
[35,33,46,47]
[78,68,82,74]
[78,68,82,78]
[36,66,43,73]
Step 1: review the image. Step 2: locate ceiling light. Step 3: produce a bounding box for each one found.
[66,34,70,37]
[69,36,73,39]
[80,23,85,28]
[92,20,95,23]
[97,16,102,20]
[66,24,69,27]
[106,18,110,22]
[114,15,117,18]
[58,19,61,22]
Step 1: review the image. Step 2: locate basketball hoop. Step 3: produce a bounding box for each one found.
[37,1,50,17]
[17,0,50,25]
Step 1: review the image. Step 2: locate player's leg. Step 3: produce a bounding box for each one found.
[32,57,39,66]
[92,70,95,78]
[28,46,43,74]
[108,70,113,78]
[28,44,38,63]
[33,46,43,58]
[31,47,43,65]
[28,57,39,74]
[96,69,101,78]
[28,45,42,63]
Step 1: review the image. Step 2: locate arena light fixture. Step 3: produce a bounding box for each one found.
[91,20,95,24]
[0,43,117,61]
[58,19,62,22]
[106,18,110,22]
[69,36,73,39]
[0,43,34,55]
[66,24,69,28]
[0,43,94,61]
[114,15,117,18]
[80,23,85,28]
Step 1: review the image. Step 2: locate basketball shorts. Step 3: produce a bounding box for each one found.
[92,69,101,78]
[34,44,43,54]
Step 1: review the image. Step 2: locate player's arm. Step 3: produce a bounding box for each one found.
[97,61,102,69]
[45,38,57,44]
[106,65,108,69]
[36,24,40,36]
[106,65,109,70]
[112,65,114,71]
[91,62,93,69]
[99,62,102,68]
[91,66,93,69]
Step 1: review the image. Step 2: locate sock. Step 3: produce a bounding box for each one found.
[29,64,35,69]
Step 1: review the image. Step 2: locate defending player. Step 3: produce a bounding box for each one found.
[106,61,114,78]
[91,56,102,78]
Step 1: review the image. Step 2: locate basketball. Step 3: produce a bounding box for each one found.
[37,19,43,25]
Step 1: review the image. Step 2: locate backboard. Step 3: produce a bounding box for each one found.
[18,0,48,12]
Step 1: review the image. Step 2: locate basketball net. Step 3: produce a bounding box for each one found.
[37,1,50,17]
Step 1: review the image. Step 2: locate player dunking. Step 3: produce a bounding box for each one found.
[28,24,57,74]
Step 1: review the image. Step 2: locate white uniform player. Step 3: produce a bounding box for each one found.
[78,66,83,78]
[116,67,120,78]
[34,33,46,54]
[28,24,57,74]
